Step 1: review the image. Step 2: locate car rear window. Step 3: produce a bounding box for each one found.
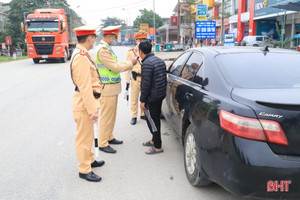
[216,52,300,89]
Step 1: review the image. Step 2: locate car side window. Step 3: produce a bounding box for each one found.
[169,52,191,76]
[180,52,203,81]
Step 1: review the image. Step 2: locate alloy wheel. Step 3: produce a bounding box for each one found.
[185,132,197,175]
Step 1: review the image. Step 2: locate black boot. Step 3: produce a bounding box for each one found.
[108,138,123,145]
[99,145,117,153]
[140,115,146,120]
[91,160,105,168]
[131,118,137,125]
[79,171,101,182]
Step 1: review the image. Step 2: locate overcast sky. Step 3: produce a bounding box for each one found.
[1,0,179,26]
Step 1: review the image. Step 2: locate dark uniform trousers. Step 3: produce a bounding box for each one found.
[145,100,163,149]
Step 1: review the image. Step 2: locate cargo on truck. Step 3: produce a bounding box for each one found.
[25,8,77,64]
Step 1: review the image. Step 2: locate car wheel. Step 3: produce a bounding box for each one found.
[184,124,212,186]
[253,44,259,47]
[33,58,39,64]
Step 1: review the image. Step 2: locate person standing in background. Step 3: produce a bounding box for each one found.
[94,25,138,154]
[125,30,147,125]
[71,26,105,182]
[138,40,167,155]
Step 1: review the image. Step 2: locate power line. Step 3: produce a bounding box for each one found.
[75,0,151,15]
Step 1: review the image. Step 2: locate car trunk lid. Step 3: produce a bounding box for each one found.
[231,88,300,156]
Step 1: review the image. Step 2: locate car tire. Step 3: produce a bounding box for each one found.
[253,44,259,47]
[33,58,39,64]
[61,49,68,63]
[184,124,212,187]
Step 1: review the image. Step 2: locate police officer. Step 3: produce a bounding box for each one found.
[71,26,105,182]
[95,25,138,153]
[125,30,147,125]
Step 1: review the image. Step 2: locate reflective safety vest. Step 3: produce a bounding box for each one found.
[95,43,121,84]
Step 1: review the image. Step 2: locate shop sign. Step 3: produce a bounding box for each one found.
[254,0,286,18]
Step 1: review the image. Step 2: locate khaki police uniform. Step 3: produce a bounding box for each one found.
[125,47,144,118]
[96,40,133,148]
[71,44,103,174]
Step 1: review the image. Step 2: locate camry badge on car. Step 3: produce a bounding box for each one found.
[259,112,283,119]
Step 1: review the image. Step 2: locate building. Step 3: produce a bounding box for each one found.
[234,0,300,47]
[158,1,193,45]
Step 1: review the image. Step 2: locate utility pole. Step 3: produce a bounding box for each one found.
[177,0,181,44]
[281,11,286,48]
[220,0,225,46]
[153,0,156,44]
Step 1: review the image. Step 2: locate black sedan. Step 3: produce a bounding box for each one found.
[161,46,300,199]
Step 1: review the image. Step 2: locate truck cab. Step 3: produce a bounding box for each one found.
[26,9,74,64]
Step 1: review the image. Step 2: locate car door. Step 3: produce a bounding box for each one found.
[169,52,204,136]
[162,52,191,134]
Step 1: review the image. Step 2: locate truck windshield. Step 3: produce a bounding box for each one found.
[27,21,59,32]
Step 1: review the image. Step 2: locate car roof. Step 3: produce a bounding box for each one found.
[189,46,299,56]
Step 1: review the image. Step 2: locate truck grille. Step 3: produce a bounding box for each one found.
[34,43,54,55]
[32,36,55,42]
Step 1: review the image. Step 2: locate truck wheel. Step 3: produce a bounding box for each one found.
[61,50,68,63]
[33,58,40,64]
[184,124,212,187]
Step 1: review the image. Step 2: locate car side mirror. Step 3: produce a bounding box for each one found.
[194,76,208,87]
[202,78,208,86]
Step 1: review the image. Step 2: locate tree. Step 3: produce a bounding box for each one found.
[133,9,163,29]
[214,0,232,45]
[182,0,197,24]
[3,0,82,52]
[100,17,124,28]
[271,22,290,48]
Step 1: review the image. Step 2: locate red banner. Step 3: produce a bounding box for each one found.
[170,16,178,27]
[5,36,12,46]
[149,27,154,35]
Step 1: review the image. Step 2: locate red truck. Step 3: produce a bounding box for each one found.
[25,8,76,64]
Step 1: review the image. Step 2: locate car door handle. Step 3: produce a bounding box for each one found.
[186,92,193,99]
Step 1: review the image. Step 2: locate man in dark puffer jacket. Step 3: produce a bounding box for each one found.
[139,40,167,155]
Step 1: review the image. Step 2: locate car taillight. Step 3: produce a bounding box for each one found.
[219,110,288,146]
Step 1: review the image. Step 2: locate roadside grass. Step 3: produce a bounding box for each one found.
[0,56,29,63]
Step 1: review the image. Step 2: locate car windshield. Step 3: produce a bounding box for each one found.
[27,21,59,32]
[216,53,300,89]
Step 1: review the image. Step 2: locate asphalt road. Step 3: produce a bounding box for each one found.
[0,47,247,200]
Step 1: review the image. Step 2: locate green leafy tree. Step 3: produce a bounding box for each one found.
[133,9,163,29]
[100,17,124,28]
[214,0,232,45]
[3,0,82,53]
[274,23,290,48]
